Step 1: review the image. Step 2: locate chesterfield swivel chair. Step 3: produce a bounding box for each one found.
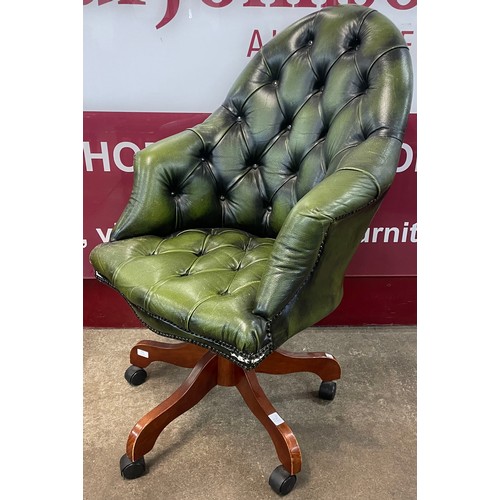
[89,5,412,495]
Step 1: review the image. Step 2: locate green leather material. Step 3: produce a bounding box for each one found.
[254,135,401,322]
[92,229,274,364]
[90,5,413,369]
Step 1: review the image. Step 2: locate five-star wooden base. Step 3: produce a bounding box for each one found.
[121,340,341,493]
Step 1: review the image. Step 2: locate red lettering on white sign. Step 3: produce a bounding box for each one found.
[83,0,146,4]
[202,0,232,6]
[401,30,414,46]
[387,0,416,9]
[84,0,417,30]
[247,29,277,57]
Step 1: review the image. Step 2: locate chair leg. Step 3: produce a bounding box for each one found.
[256,348,341,382]
[125,351,218,462]
[236,369,302,476]
[129,340,208,369]
[120,345,339,491]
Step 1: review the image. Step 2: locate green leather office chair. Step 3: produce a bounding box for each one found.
[89,5,412,495]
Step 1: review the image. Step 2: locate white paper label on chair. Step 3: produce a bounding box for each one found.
[137,349,149,358]
[268,412,284,426]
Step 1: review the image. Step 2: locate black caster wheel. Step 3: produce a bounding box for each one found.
[269,465,297,496]
[119,454,146,480]
[124,365,147,386]
[318,380,337,401]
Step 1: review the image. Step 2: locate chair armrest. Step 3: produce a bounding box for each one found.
[253,135,402,321]
[110,129,207,241]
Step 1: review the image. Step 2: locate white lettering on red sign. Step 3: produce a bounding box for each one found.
[397,143,414,173]
[83,141,111,172]
[84,141,415,173]
[83,141,154,172]
[96,227,114,243]
[113,141,140,172]
[361,222,417,244]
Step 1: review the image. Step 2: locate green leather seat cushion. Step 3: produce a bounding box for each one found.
[91,228,274,358]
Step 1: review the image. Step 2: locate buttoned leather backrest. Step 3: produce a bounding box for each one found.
[113,5,412,242]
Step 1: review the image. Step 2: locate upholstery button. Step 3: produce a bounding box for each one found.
[267,206,272,212]
[220,195,225,201]
[308,40,313,46]
[273,80,278,87]
[236,116,242,122]
[287,124,292,130]
[348,36,361,51]
[252,164,259,170]
[170,191,176,197]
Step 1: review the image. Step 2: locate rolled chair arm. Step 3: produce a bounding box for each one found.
[110,129,208,242]
[253,135,402,322]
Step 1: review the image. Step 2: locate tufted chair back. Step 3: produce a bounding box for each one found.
[111,5,412,242]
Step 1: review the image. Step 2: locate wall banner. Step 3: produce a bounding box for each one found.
[83,0,417,278]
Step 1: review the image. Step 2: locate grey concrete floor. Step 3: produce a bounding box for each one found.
[83,326,416,500]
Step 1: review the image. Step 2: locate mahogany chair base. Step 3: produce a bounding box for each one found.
[120,340,341,493]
